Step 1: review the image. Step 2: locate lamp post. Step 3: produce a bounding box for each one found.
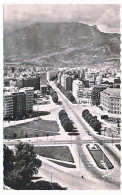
[51,171,54,183]
[112,133,113,146]
[71,134,72,146]
[79,153,82,168]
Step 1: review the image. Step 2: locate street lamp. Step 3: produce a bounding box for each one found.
[112,133,113,146]
[71,134,72,146]
[79,153,82,167]
[51,171,55,183]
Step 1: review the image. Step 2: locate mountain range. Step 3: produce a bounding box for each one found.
[4,22,120,67]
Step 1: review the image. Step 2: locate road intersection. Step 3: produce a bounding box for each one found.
[3,81,121,190]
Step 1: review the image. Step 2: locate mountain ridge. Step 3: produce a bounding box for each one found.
[4,22,120,67]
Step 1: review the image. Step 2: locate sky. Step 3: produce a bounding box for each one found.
[4,4,120,33]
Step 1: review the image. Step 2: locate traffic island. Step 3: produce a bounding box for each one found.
[86,144,114,170]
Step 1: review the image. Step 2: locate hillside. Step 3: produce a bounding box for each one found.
[4,23,120,67]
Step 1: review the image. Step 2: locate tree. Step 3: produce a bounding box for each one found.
[67,92,75,101]
[4,143,42,189]
[92,120,101,132]
[4,169,24,190]
[60,117,69,126]
[84,112,90,121]
[13,133,17,139]
[58,110,67,119]
[73,73,79,79]
[59,114,68,122]
[89,116,97,127]
[52,93,58,103]
[63,120,73,132]
[3,145,15,175]
[82,109,89,118]
[86,114,93,124]
[14,142,42,182]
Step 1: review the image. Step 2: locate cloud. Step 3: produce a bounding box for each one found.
[96,5,120,33]
[4,4,120,33]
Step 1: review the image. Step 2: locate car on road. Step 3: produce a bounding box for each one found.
[88,132,91,136]
[100,160,105,164]
[16,140,21,142]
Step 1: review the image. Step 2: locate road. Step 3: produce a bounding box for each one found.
[50,81,120,142]
[4,138,121,146]
[38,156,119,190]
[48,81,120,188]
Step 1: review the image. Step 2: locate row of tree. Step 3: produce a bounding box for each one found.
[56,83,76,103]
[82,109,101,133]
[49,86,59,103]
[58,110,73,132]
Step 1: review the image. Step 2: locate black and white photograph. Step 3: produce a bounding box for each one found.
[2,0,121,191]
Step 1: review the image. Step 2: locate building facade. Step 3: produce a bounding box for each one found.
[72,80,85,103]
[100,88,121,114]
[12,91,26,118]
[20,87,34,112]
[65,76,73,91]
[47,70,57,81]
[3,93,13,118]
[91,85,107,106]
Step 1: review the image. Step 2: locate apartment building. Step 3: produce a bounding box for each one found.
[72,78,93,105]
[77,88,92,105]
[20,87,34,112]
[11,91,26,118]
[40,72,47,96]
[61,74,73,91]
[91,85,107,106]
[3,93,13,118]
[100,88,121,114]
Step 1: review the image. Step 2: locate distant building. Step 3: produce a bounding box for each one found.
[100,88,121,114]
[40,73,47,96]
[95,75,102,85]
[11,67,15,73]
[19,76,40,90]
[77,88,92,105]
[16,79,24,88]
[91,85,107,106]
[47,70,57,81]
[9,79,17,87]
[72,80,84,102]
[58,72,62,84]
[61,74,66,88]
[60,74,73,91]
[40,73,47,85]
[65,76,73,91]
[4,79,10,87]
[85,72,97,87]
[3,93,13,118]
[40,85,47,96]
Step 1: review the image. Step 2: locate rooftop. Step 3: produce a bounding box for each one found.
[102,88,120,98]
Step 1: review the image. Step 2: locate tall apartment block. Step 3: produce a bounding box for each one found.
[91,85,107,106]
[11,91,26,118]
[3,93,13,118]
[20,87,34,112]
